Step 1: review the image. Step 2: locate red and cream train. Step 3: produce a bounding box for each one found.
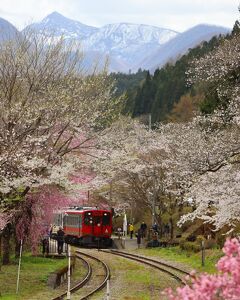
[51,206,113,247]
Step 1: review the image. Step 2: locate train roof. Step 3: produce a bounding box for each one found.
[64,206,111,213]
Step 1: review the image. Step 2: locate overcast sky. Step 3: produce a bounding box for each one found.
[0,0,239,32]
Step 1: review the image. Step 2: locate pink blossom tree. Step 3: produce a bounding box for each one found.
[164,238,240,300]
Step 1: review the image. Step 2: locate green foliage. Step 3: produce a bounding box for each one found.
[109,69,148,115]
[180,235,218,253]
[180,240,201,252]
[110,69,148,96]
[205,239,218,250]
[216,234,227,248]
[196,235,206,243]
[120,34,227,123]
[139,246,223,273]
[0,253,67,299]
[232,20,240,35]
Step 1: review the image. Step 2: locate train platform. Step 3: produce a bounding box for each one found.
[112,235,145,250]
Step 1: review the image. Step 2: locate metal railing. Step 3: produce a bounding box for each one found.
[42,237,68,256]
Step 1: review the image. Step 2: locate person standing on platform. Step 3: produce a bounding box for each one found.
[137,228,142,248]
[140,222,147,238]
[129,223,134,239]
[57,227,65,255]
[42,231,49,256]
[152,222,159,233]
[117,227,122,240]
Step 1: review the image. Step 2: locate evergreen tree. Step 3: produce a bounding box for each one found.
[127,34,226,123]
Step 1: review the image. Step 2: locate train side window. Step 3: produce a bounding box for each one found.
[66,215,78,226]
[79,216,82,228]
[102,213,110,225]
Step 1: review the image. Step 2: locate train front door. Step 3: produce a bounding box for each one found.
[92,214,103,237]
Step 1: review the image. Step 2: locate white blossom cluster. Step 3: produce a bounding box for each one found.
[93,31,240,230]
[0,30,119,209]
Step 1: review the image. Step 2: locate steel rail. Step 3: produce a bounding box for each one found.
[52,254,92,300]
[75,250,110,300]
[112,249,189,275]
[100,249,189,284]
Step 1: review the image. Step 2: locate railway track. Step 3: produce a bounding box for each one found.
[100,249,189,284]
[53,251,110,300]
[75,250,110,300]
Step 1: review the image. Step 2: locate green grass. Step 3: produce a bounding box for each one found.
[136,246,223,273]
[0,253,67,300]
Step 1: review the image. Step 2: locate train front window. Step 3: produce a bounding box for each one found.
[102,212,110,225]
[93,216,101,226]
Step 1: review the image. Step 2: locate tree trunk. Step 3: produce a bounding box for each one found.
[0,233,2,270]
[2,224,12,265]
[159,217,163,238]
[15,236,21,259]
[169,217,174,239]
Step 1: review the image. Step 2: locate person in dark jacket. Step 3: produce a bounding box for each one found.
[152,222,159,233]
[137,228,142,248]
[57,227,65,254]
[140,222,147,238]
[42,233,49,256]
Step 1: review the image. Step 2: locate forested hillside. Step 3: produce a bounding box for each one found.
[109,69,148,114]
[118,32,231,124]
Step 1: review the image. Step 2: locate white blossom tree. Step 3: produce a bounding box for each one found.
[0,29,122,263]
[0,29,120,209]
[90,26,240,234]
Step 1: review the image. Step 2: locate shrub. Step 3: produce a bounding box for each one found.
[179,240,201,252]
[187,234,196,242]
[216,234,227,248]
[205,239,218,249]
[196,235,206,244]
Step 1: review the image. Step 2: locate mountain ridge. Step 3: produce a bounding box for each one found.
[0,17,19,42]
[0,12,231,73]
[24,12,179,70]
[141,24,230,73]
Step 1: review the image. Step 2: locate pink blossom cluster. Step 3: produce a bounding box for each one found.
[165,238,240,300]
[15,186,72,253]
[0,213,9,230]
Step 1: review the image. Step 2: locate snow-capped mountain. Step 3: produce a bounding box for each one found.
[82,23,178,66]
[24,11,98,40]
[0,12,230,73]
[24,12,179,71]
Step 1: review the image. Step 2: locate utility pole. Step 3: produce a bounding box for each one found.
[87,190,90,204]
[106,280,110,300]
[149,113,156,226]
[67,244,71,300]
[16,239,23,294]
[152,197,155,226]
[109,181,112,202]
[149,113,152,131]
[201,240,205,267]
[152,180,156,227]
